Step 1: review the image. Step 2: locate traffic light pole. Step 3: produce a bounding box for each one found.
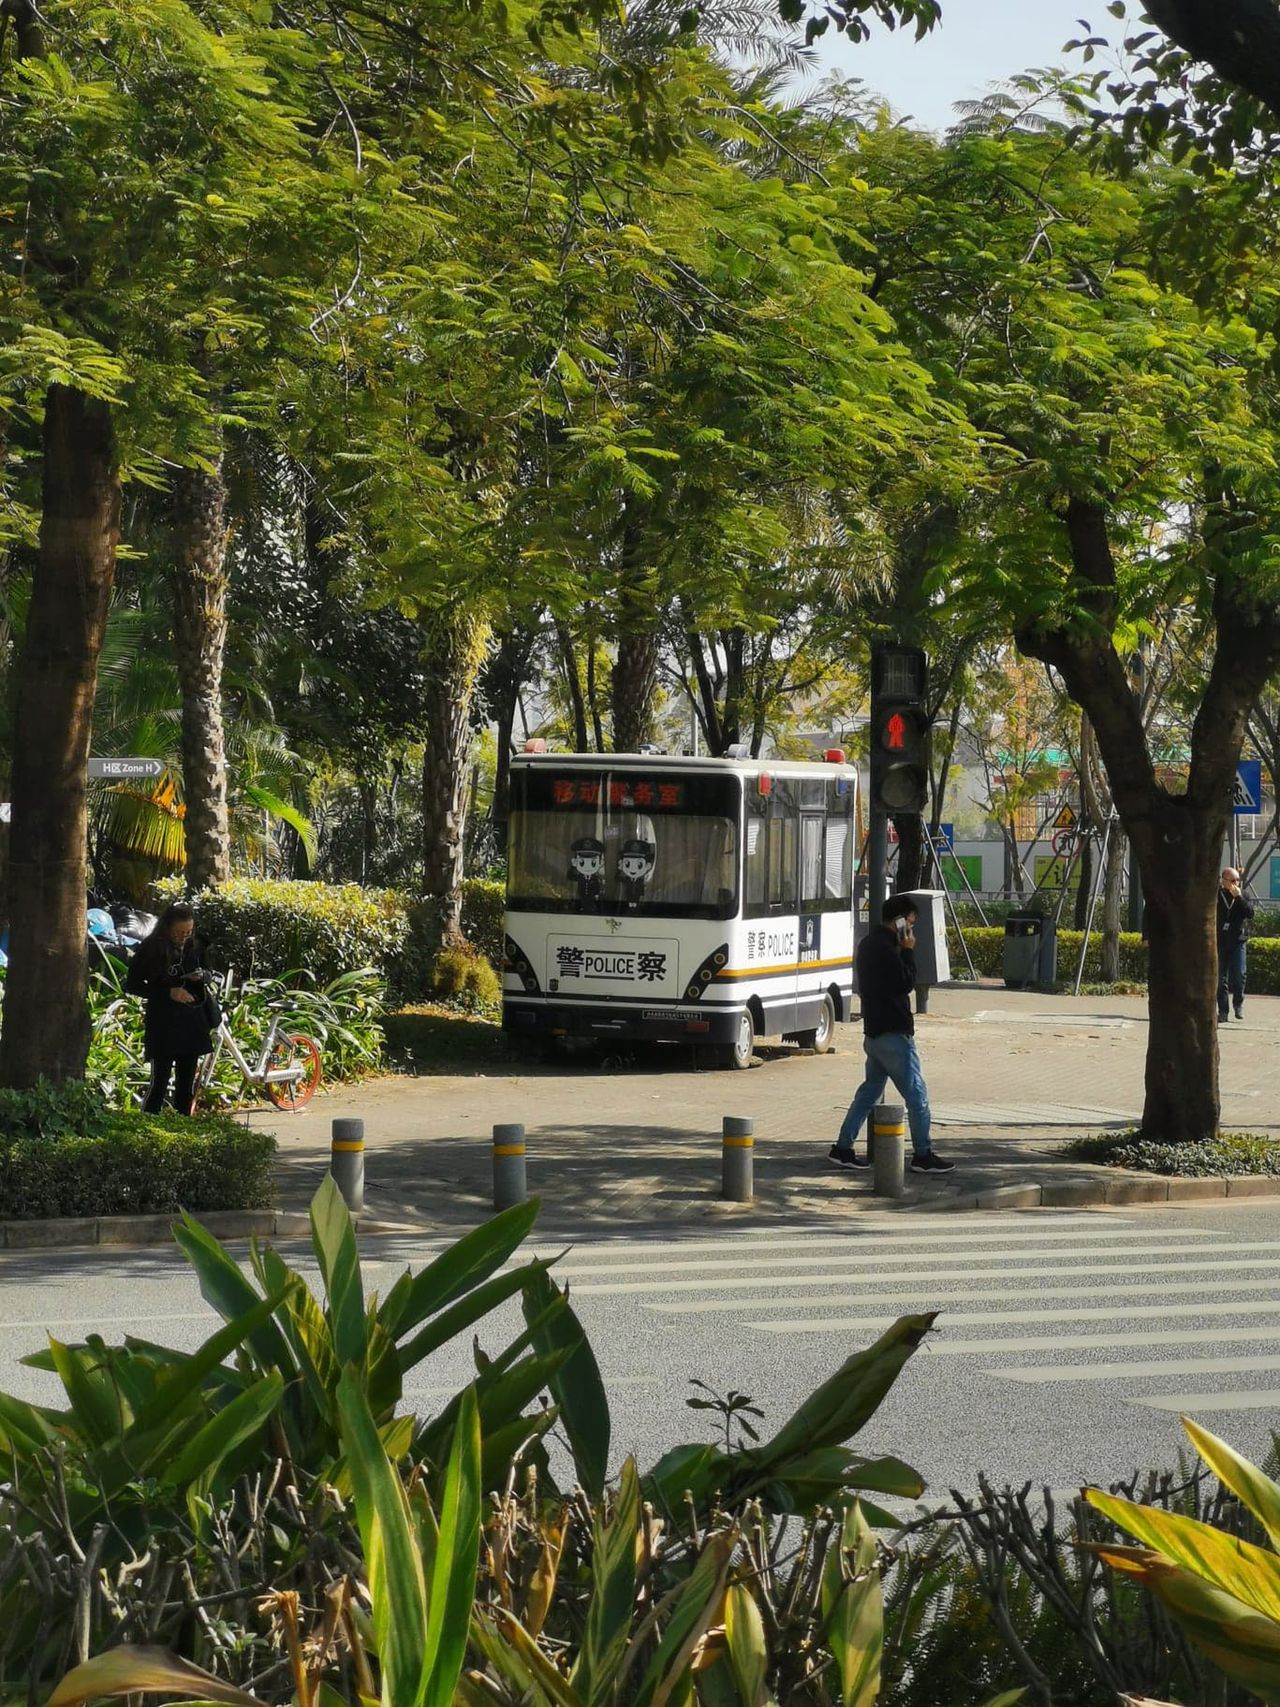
[867,807,888,928]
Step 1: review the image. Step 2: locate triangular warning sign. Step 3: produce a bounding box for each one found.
[1053,804,1077,829]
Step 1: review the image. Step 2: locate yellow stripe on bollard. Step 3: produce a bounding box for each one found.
[493,1144,526,1157]
[331,1140,364,1152]
[873,1122,905,1137]
[722,1136,754,1148]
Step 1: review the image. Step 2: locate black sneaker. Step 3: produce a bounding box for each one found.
[1235,1005,1244,1019]
[828,1144,872,1171]
[910,1151,955,1174]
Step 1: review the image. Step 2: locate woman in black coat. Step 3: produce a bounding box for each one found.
[124,902,216,1114]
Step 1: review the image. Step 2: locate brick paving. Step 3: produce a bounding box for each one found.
[255,983,1280,1234]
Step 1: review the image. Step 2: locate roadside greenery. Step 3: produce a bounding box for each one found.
[1070,1130,1280,1178]
[0,1080,273,1219]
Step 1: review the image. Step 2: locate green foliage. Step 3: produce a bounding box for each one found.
[951,928,1280,996]
[0,1080,273,1218]
[1086,1420,1280,1703]
[461,878,506,968]
[430,945,501,1012]
[1069,1130,1280,1175]
[156,876,405,988]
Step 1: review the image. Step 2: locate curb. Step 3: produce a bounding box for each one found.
[912,1175,1280,1212]
[2,1172,1276,1249]
[0,1209,368,1252]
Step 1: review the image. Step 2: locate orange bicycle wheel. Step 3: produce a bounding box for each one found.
[264,1032,323,1110]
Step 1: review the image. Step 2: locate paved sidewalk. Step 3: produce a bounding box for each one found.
[255,983,1280,1234]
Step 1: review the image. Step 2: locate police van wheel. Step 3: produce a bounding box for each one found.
[798,994,836,1055]
[723,1009,756,1071]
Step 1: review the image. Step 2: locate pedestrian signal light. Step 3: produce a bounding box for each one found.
[869,645,931,816]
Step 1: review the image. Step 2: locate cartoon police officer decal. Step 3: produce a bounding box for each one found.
[617,837,656,908]
[568,835,606,908]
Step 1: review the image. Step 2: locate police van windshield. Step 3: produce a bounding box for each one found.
[507,769,740,920]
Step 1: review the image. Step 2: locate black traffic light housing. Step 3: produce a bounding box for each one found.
[869,644,930,816]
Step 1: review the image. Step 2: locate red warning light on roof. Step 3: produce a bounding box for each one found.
[823,748,846,764]
[523,738,548,754]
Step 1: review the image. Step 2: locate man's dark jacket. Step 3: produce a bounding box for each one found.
[1217,888,1254,950]
[856,925,916,1038]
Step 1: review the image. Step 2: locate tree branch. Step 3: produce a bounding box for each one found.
[1144,0,1280,122]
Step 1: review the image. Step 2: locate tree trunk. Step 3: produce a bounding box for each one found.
[1139,823,1222,1143]
[610,502,660,752]
[612,629,661,752]
[1019,495,1280,1142]
[1074,829,1093,929]
[0,386,120,1088]
[420,608,489,948]
[169,460,231,893]
[554,617,589,753]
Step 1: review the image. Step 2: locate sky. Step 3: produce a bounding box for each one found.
[806,0,1124,133]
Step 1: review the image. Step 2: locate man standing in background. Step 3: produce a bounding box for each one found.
[1218,866,1254,1021]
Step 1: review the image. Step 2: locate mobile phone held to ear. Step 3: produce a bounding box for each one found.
[895,916,909,939]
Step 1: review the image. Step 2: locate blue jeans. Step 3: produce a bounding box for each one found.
[1219,940,1246,1014]
[837,1032,932,1158]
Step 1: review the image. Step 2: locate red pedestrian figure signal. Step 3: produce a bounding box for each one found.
[884,711,907,751]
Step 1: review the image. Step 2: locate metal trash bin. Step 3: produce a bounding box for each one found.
[1003,913,1056,989]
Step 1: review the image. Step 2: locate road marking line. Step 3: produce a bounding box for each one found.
[547,1231,1232,1280]
[563,1240,1263,1293]
[649,1275,1280,1314]
[743,1298,1280,1334]
[1128,1390,1280,1412]
[750,1324,1280,1353]
[996,1356,1280,1385]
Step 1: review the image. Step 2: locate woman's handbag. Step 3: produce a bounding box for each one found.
[201,985,223,1030]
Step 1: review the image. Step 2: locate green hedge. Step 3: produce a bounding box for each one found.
[159,876,507,1001]
[948,926,1280,993]
[0,1082,276,1219]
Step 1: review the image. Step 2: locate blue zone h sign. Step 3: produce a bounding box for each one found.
[1233,759,1263,816]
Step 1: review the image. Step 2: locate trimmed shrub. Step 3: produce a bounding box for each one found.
[430,943,501,1010]
[950,926,1280,993]
[157,876,404,988]
[460,877,505,966]
[161,875,507,1002]
[0,1081,276,1219]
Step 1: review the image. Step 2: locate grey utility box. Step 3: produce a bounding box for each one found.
[900,889,950,985]
[1003,912,1057,989]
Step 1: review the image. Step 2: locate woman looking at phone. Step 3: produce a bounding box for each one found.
[124,902,216,1114]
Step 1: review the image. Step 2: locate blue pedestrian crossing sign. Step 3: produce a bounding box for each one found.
[1233,759,1263,815]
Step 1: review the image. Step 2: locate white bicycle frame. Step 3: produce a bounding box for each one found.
[200,969,306,1089]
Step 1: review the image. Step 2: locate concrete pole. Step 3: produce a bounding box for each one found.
[721,1115,754,1202]
[871,1102,905,1199]
[492,1123,528,1211]
[330,1118,365,1212]
[867,812,888,928]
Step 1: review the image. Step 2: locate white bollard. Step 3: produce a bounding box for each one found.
[871,1102,905,1199]
[721,1115,754,1202]
[493,1123,528,1211]
[330,1118,365,1212]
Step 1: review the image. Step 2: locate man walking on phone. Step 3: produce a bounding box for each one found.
[828,893,954,1174]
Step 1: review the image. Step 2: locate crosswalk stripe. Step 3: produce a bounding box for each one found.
[996,1355,1280,1385]
[750,1324,1280,1353]
[1129,1390,1280,1413]
[650,1275,1280,1314]
[741,1297,1280,1334]
[564,1240,1263,1294]
[544,1225,1191,1279]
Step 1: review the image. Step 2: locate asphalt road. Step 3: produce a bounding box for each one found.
[6,1200,1280,1502]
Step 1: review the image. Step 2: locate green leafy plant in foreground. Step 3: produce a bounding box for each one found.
[1083,1418,1280,1702]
